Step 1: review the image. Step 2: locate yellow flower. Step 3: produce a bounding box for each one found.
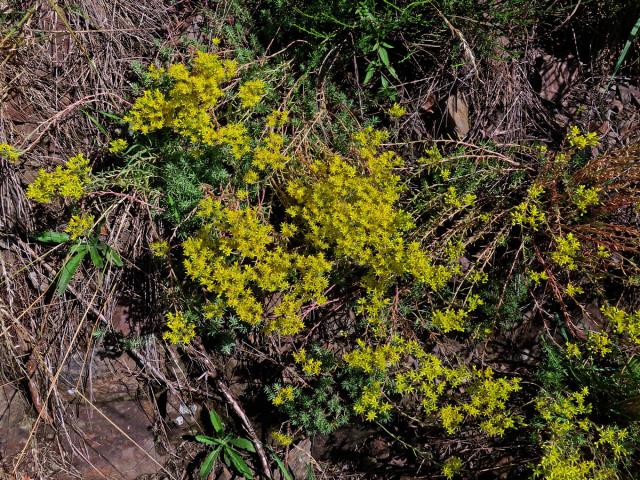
[566,125,600,149]
[271,431,293,446]
[442,456,463,479]
[272,385,295,406]
[588,332,612,357]
[64,214,95,240]
[212,37,221,46]
[388,102,406,118]
[108,139,128,154]
[0,143,20,163]
[566,282,584,297]
[566,342,581,359]
[266,109,289,128]
[26,153,92,203]
[150,240,170,257]
[292,348,322,376]
[244,170,260,184]
[573,184,600,214]
[551,233,581,271]
[440,404,464,434]
[162,311,196,345]
[238,79,266,108]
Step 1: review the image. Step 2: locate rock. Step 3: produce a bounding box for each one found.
[59,353,140,404]
[0,384,32,462]
[55,400,166,480]
[446,93,470,138]
[537,54,579,104]
[287,439,311,480]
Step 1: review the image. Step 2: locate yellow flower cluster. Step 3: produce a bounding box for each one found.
[566,126,600,149]
[124,52,253,158]
[355,288,391,335]
[272,385,295,406]
[431,308,468,333]
[150,240,170,257]
[271,431,293,446]
[182,197,331,334]
[551,233,581,271]
[238,79,267,108]
[346,336,520,436]
[512,184,546,230]
[601,305,640,345]
[108,138,128,154]
[26,153,92,203]
[286,127,450,290]
[535,388,628,480]
[292,348,322,376]
[572,184,600,214]
[353,381,392,422]
[565,282,583,297]
[442,456,463,479]
[265,109,289,128]
[163,311,196,345]
[440,404,464,434]
[587,332,612,357]
[444,186,476,209]
[65,214,95,240]
[0,143,20,163]
[529,270,549,286]
[388,102,406,118]
[343,338,405,373]
[431,294,483,333]
[252,132,289,170]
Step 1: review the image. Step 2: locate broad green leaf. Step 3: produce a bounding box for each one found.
[363,65,375,85]
[226,448,253,479]
[272,452,293,480]
[229,437,256,452]
[199,447,221,479]
[105,247,123,267]
[195,435,217,446]
[69,243,88,255]
[88,245,104,269]
[209,409,224,434]
[386,64,399,80]
[378,47,390,67]
[56,249,88,294]
[35,231,70,244]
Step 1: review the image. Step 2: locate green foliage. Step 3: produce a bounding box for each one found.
[196,408,257,480]
[266,377,352,435]
[35,224,123,295]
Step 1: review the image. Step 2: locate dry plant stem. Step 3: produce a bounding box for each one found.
[216,379,273,479]
[25,347,52,424]
[12,283,101,474]
[20,92,126,153]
